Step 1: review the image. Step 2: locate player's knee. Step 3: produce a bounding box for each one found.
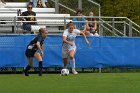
[69,56,74,60]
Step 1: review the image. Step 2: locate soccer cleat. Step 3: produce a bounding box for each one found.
[38,73,42,76]
[25,73,29,76]
[23,70,29,76]
[38,70,42,76]
[72,69,78,75]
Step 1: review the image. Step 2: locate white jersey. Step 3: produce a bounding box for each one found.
[62,29,80,52]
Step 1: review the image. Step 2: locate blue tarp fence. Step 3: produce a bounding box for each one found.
[0,35,140,68]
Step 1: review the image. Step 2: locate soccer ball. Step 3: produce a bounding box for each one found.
[61,69,69,76]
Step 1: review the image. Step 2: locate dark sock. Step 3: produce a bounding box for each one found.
[38,61,42,76]
[24,65,31,76]
[25,65,31,71]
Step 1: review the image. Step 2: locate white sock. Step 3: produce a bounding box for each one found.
[70,58,75,69]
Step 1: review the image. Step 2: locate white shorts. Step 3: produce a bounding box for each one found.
[62,48,76,58]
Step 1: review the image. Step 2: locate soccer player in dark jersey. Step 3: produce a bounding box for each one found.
[24,28,48,76]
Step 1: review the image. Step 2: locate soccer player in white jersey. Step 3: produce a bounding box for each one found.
[62,23,90,74]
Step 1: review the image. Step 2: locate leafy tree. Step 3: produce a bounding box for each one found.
[101,0,140,25]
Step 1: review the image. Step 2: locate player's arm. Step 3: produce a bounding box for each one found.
[83,20,87,33]
[36,41,44,57]
[63,36,73,46]
[80,31,90,46]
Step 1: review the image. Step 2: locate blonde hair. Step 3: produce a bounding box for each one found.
[66,22,76,29]
[38,28,48,35]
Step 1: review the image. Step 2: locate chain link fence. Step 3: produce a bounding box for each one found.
[0,16,140,36]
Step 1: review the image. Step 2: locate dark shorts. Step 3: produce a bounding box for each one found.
[25,49,36,57]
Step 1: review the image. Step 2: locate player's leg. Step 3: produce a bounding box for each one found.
[69,50,78,74]
[34,52,43,76]
[24,49,34,76]
[63,58,68,69]
[24,57,33,76]
[62,49,69,68]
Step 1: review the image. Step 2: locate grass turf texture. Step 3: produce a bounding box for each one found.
[0,73,140,93]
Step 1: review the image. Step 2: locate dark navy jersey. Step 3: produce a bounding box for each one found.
[27,35,45,51]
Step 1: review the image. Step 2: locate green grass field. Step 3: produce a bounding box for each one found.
[0,73,140,93]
